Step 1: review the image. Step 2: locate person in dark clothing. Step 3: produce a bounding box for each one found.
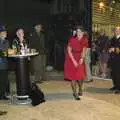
[29,24,46,83]
[109,27,120,94]
[91,42,99,76]
[0,25,9,100]
[96,30,109,78]
[91,42,98,65]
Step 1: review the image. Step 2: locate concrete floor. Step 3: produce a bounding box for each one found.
[0,78,120,120]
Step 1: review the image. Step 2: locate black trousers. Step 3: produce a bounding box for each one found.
[110,55,120,90]
[0,70,8,96]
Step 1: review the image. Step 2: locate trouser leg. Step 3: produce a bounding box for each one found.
[6,70,10,94]
[30,55,46,82]
[110,57,117,88]
[0,70,8,97]
[40,55,46,80]
[113,57,120,90]
[85,55,92,81]
[30,55,41,82]
[85,62,92,81]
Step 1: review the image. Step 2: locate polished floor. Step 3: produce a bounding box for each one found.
[0,79,120,120]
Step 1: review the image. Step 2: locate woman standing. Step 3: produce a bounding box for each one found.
[64,26,88,100]
[12,28,28,53]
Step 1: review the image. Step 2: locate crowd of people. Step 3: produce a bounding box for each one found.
[0,23,120,102]
[0,24,47,100]
[91,27,120,93]
[91,29,110,78]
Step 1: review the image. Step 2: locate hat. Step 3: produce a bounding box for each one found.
[0,25,6,32]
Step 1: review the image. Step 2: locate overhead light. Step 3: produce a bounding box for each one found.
[112,0,115,4]
[99,2,104,9]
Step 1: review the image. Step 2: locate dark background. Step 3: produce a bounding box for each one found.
[0,0,91,34]
[0,0,92,70]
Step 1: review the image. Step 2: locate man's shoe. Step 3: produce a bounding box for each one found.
[114,90,120,94]
[0,111,7,116]
[37,81,43,83]
[41,78,46,81]
[109,87,116,91]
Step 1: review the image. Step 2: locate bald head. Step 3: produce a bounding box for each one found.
[115,27,120,36]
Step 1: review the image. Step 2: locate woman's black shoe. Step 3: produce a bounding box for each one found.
[73,93,80,100]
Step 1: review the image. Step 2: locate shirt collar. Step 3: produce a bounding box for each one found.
[116,35,120,39]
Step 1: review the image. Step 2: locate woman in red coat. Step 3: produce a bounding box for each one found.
[64,26,88,100]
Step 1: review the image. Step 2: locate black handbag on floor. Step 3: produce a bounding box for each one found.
[29,83,45,106]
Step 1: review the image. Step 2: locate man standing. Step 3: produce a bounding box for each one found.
[84,47,93,82]
[29,24,46,83]
[0,25,9,99]
[109,27,120,93]
[96,29,109,78]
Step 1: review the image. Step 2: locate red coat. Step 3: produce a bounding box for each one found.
[64,35,88,80]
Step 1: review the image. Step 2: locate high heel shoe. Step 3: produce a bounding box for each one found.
[73,93,80,100]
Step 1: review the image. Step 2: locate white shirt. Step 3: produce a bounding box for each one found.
[116,35,120,39]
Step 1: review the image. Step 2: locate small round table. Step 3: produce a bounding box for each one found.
[8,52,39,104]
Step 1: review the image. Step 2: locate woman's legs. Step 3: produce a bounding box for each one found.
[71,80,77,95]
[77,80,83,96]
[71,80,80,100]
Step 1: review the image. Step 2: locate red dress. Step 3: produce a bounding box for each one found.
[64,35,88,81]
